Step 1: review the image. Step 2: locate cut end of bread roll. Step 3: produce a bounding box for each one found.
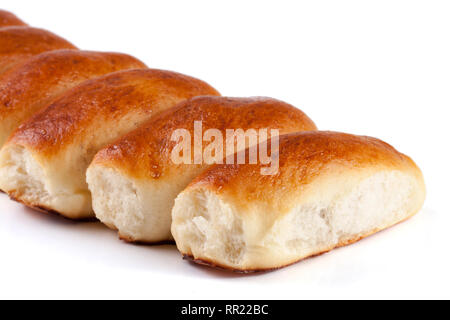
[171,131,426,272]
[87,166,177,242]
[173,189,248,271]
[0,144,92,219]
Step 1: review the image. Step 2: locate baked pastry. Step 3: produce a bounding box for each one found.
[0,10,27,28]
[171,131,426,272]
[0,69,219,219]
[0,26,76,74]
[0,49,146,147]
[86,96,317,243]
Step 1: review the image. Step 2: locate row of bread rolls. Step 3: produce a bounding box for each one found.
[0,10,425,272]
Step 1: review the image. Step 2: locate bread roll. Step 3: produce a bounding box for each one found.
[0,69,219,219]
[171,131,426,272]
[0,50,145,146]
[87,96,317,243]
[0,10,27,28]
[0,26,76,74]
[0,49,146,147]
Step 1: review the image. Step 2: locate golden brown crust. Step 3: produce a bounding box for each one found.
[0,26,76,74]
[0,10,27,28]
[92,96,317,179]
[8,69,220,155]
[181,253,327,274]
[118,232,176,246]
[189,131,422,213]
[0,50,146,145]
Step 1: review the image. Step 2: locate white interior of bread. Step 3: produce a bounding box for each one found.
[172,189,246,266]
[87,166,198,242]
[87,166,144,237]
[0,145,49,202]
[0,145,91,218]
[171,170,420,271]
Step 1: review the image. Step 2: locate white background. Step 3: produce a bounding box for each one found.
[0,0,448,299]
